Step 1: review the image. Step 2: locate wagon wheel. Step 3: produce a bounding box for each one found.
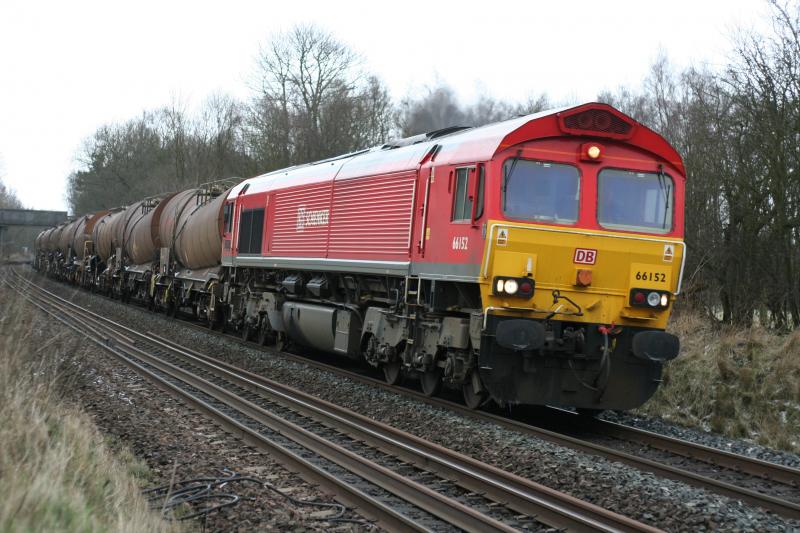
[241,322,253,342]
[419,368,442,397]
[576,408,605,418]
[257,318,275,346]
[214,307,227,332]
[462,370,488,409]
[382,360,402,386]
[168,299,179,318]
[206,297,221,330]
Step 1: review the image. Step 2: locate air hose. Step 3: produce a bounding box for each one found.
[569,323,616,399]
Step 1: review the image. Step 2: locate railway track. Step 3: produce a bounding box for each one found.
[50,265,798,521]
[6,270,661,533]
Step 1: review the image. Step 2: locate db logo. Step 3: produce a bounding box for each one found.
[573,248,597,265]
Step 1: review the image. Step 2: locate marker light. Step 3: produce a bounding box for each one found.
[633,291,646,304]
[660,293,669,307]
[504,279,519,295]
[647,291,661,307]
[580,142,605,162]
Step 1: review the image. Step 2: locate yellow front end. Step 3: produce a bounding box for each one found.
[474,221,684,410]
[480,221,684,328]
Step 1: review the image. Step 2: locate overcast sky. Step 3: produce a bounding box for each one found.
[0,0,770,212]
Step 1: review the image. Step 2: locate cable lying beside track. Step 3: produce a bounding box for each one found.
[144,468,356,524]
[6,270,662,533]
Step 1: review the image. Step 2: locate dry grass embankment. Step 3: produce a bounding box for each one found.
[0,291,177,532]
[637,312,800,453]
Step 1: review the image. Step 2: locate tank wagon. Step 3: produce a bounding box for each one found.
[35,103,685,412]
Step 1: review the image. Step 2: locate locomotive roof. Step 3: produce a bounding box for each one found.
[229,102,684,198]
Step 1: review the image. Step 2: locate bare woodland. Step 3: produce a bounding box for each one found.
[21,1,792,327]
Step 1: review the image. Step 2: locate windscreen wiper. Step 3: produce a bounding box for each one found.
[657,164,671,229]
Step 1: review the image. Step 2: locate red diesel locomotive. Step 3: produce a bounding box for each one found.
[37,102,685,411]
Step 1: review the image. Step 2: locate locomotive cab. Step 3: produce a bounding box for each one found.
[473,104,685,410]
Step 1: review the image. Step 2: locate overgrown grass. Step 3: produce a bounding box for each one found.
[0,291,177,532]
[637,311,800,453]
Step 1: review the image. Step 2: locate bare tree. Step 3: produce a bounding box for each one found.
[248,24,393,168]
[398,84,552,136]
[0,179,22,209]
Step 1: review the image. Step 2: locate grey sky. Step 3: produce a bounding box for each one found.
[0,0,768,212]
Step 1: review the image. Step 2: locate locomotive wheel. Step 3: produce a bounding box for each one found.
[214,311,226,332]
[257,320,274,346]
[419,368,442,397]
[275,332,290,352]
[382,361,402,385]
[462,371,488,410]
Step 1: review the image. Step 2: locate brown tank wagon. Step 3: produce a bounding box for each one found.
[92,208,126,262]
[170,188,231,270]
[36,228,51,251]
[111,200,146,259]
[33,179,238,312]
[46,223,66,252]
[58,216,88,257]
[72,210,110,260]
[34,229,46,251]
[125,193,177,265]
[157,188,198,253]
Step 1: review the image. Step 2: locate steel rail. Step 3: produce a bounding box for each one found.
[2,277,426,532]
[109,338,519,533]
[16,269,800,519]
[162,304,800,519]
[12,282,519,532]
[548,407,800,487]
[9,270,659,533]
[146,333,657,533]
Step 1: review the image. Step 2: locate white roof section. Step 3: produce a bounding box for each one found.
[228,104,574,199]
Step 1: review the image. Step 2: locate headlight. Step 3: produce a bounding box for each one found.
[647,291,661,307]
[504,279,519,295]
[660,293,669,307]
[493,277,535,298]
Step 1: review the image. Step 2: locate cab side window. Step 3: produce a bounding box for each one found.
[452,168,473,222]
[223,202,234,233]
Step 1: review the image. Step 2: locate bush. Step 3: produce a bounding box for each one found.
[0,290,176,532]
[637,312,800,452]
